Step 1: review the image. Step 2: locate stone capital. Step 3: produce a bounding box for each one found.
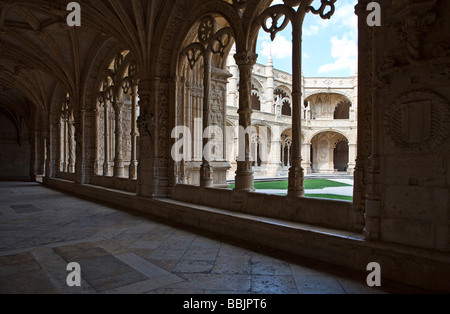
[234,51,258,67]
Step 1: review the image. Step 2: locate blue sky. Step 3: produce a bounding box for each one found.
[255,0,358,77]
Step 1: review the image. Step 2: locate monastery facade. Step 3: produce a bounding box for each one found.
[225,48,358,179]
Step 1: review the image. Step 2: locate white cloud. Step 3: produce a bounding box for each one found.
[260,35,292,60]
[303,1,357,38]
[332,2,358,32]
[318,35,357,74]
[303,24,320,37]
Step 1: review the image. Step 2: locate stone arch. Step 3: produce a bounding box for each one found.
[274,86,292,116]
[304,89,353,101]
[307,129,350,146]
[310,131,350,173]
[166,2,245,80]
[305,93,352,120]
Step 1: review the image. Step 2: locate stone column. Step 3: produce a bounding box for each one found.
[200,50,214,188]
[62,117,68,172]
[68,116,76,173]
[302,143,312,175]
[288,18,305,198]
[353,0,374,233]
[234,51,257,192]
[129,85,138,180]
[113,101,125,178]
[93,108,102,176]
[227,46,239,109]
[103,101,111,177]
[55,120,63,174]
[265,46,275,113]
[348,143,357,174]
[74,110,86,184]
[46,124,55,179]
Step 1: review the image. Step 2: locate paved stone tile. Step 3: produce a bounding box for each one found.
[337,277,386,294]
[0,182,409,294]
[148,248,187,262]
[174,260,216,274]
[211,254,252,275]
[252,275,299,294]
[0,252,57,294]
[251,254,293,276]
[294,275,346,294]
[0,252,41,277]
[170,274,252,292]
[115,253,171,279]
[0,269,57,294]
[104,275,185,294]
[183,246,220,262]
[32,246,96,294]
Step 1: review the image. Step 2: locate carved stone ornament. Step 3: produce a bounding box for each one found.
[384,90,450,154]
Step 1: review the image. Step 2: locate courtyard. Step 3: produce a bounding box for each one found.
[229,177,354,201]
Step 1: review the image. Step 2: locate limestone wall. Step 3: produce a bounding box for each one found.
[0,113,30,180]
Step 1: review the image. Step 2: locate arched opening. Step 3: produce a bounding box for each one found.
[177,14,234,188]
[274,88,292,117]
[251,85,262,111]
[306,93,351,120]
[334,100,351,120]
[280,129,293,169]
[334,139,349,172]
[311,131,349,173]
[251,125,272,175]
[95,50,140,181]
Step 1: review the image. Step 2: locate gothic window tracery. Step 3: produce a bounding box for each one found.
[274,88,292,116]
[96,52,140,180]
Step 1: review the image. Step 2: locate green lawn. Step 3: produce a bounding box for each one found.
[229,179,354,202]
[228,179,352,190]
[305,194,353,202]
[276,193,353,201]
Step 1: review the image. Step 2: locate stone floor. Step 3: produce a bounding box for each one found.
[0,181,426,294]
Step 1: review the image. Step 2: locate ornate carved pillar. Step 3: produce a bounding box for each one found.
[92,108,102,176]
[234,51,257,192]
[354,0,376,236]
[54,120,63,174]
[45,125,55,179]
[74,110,86,184]
[113,101,125,178]
[102,101,111,177]
[68,116,76,174]
[129,85,138,180]
[137,78,159,197]
[62,116,68,172]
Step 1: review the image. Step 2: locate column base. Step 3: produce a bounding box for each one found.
[129,162,137,180]
[287,165,305,198]
[234,161,255,192]
[114,160,125,178]
[200,162,214,188]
